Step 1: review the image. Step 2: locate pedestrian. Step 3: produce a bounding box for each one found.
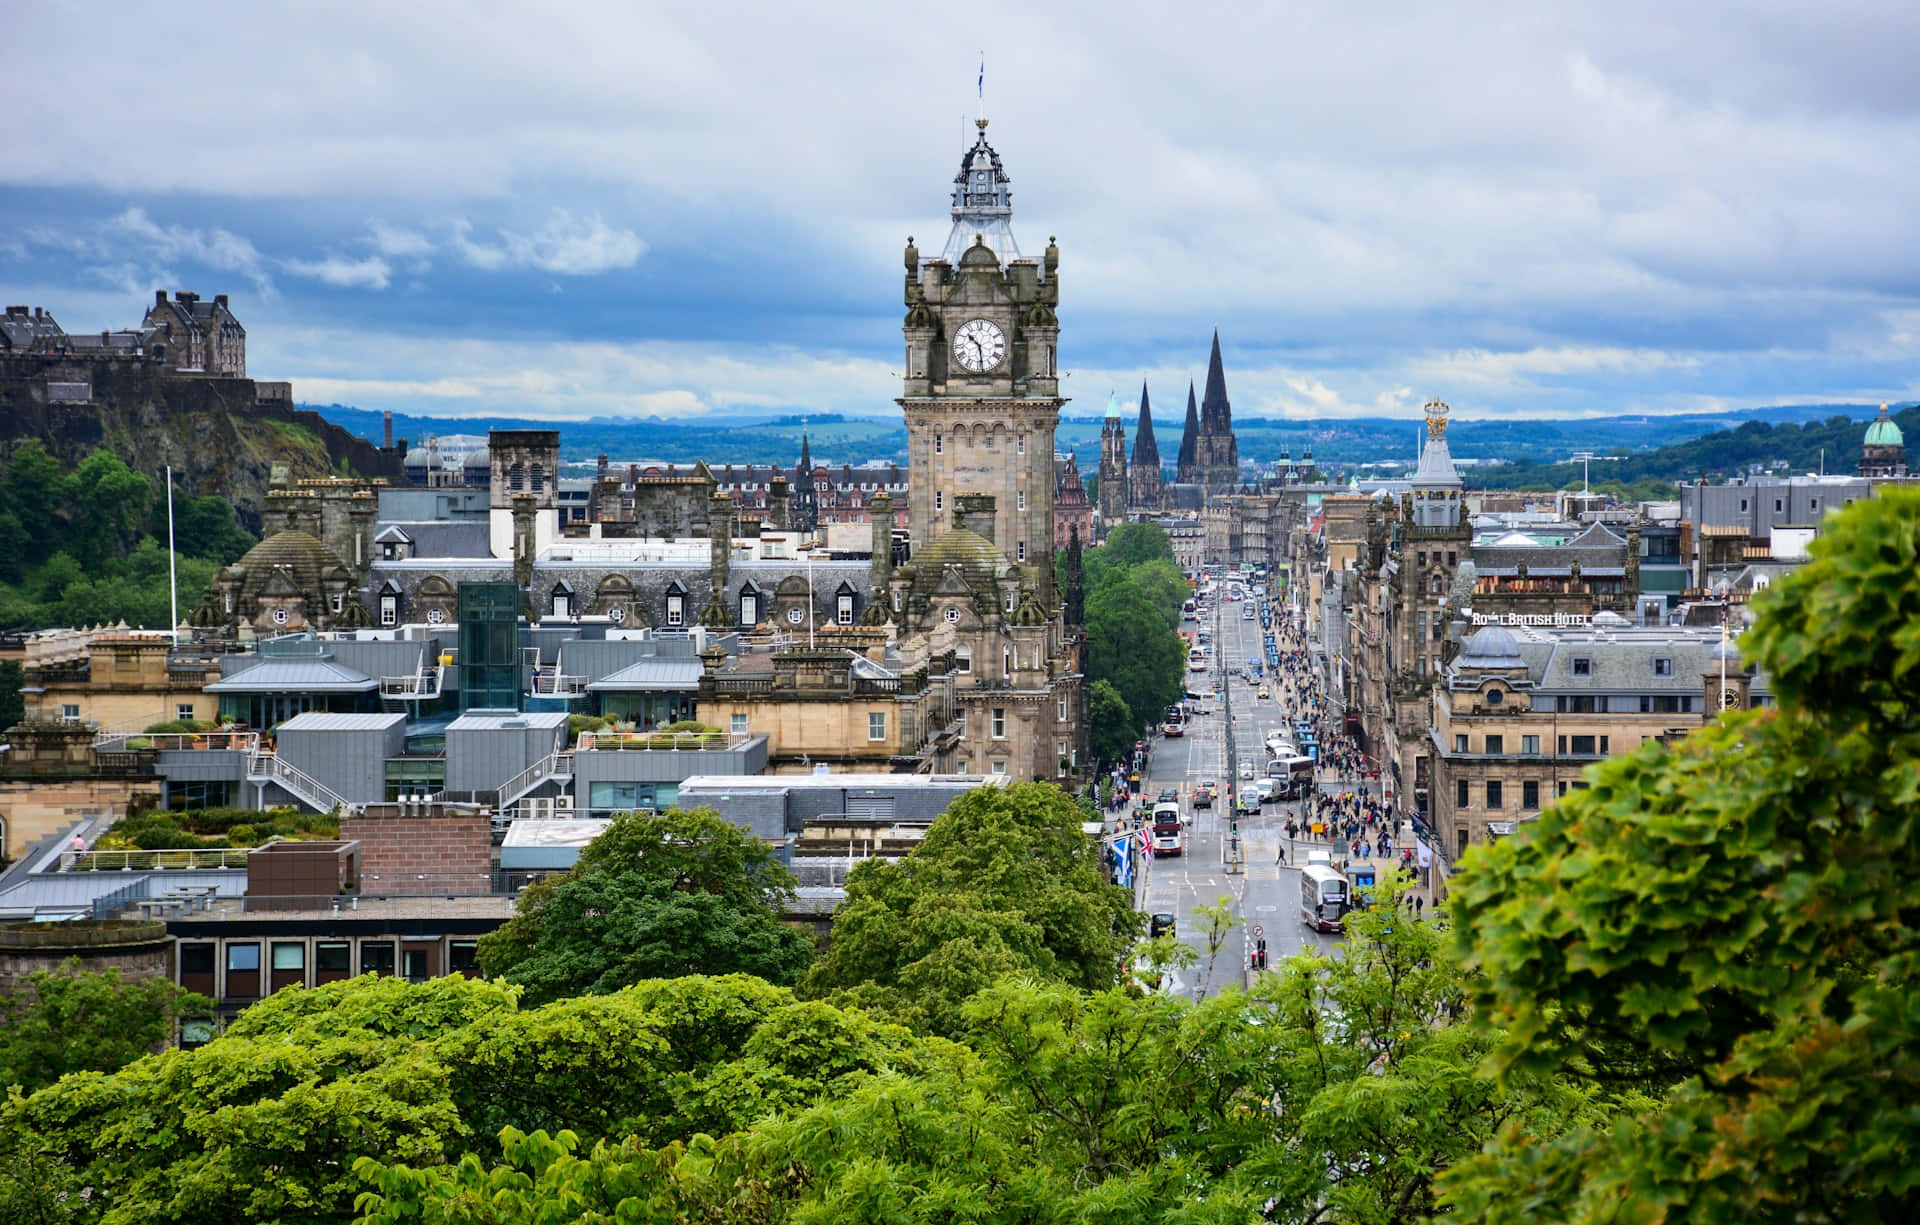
[1415,895,1425,920]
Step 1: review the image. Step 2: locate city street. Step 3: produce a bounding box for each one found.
[1133,587,1339,999]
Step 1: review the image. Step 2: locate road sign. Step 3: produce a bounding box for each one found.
[1251,924,1265,938]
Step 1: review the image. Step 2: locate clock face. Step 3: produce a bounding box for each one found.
[1721,689,1740,710]
[427,608,445,625]
[787,608,805,624]
[943,607,961,624]
[951,318,1006,372]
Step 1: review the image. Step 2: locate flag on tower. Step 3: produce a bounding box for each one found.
[978,57,984,98]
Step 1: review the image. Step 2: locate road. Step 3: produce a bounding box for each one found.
[1135,587,1340,999]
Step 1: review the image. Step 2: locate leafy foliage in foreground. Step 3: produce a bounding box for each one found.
[802,782,1140,1037]
[0,961,211,1094]
[1445,486,1920,1223]
[477,807,814,1005]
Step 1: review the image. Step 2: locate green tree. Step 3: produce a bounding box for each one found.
[1100,520,1175,569]
[1085,580,1186,733]
[1,440,67,568]
[1086,677,1135,764]
[64,451,151,570]
[804,781,1139,1036]
[1445,487,1920,1225]
[156,494,255,564]
[478,807,812,1005]
[0,961,211,1094]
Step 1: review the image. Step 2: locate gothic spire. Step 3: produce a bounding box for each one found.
[1177,381,1200,477]
[1130,381,1162,471]
[1200,329,1232,431]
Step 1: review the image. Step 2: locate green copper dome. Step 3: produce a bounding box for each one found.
[1865,404,1904,447]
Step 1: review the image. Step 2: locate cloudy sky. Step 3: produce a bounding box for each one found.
[4,0,1918,423]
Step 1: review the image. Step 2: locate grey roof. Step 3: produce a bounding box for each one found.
[1459,625,1526,667]
[205,658,376,693]
[586,657,705,692]
[1412,430,1463,489]
[276,712,407,732]
[375,521,494,558]
[447,711,571,731]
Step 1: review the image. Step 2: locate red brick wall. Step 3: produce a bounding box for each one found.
[340,815,491,895]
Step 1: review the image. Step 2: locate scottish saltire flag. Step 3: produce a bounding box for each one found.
[978,57,984,98]
[1114,841,1132,890]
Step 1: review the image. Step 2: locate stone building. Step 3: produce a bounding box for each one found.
[1054,452,1092,551]
[1128,382,1167,513]
[139,290,246,377]
[192,528,369,636]
[1176,333,1241,490]
[18,629,223,729]
[1097,393,1128,533]
[1860,402,1908,479]
[893,116,1085,779]
[1425,620,1755,862]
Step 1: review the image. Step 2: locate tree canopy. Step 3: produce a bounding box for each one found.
[477,807,814,1005]
[1076,524,1189,760]
[1445,486,1920,1223]
[802,781,1139,1036]
[0,961,211,1095]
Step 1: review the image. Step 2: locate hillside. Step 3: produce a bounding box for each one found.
[1,356,403,531]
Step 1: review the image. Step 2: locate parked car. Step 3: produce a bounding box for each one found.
[1149,911,1177,938]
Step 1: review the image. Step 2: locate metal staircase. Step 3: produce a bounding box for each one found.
[248,750,355,814]
[496,752,574,811]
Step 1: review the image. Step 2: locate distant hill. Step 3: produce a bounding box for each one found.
[308,399,1897,479]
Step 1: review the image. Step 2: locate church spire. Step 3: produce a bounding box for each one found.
[1177,381,1201,482]
[1200,329,1231,431]
[1130,382,1162,472]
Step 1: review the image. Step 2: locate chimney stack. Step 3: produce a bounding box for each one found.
[382,410,394,449]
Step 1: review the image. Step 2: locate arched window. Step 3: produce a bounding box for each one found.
[508,463,526,492]
[530,464,546,493]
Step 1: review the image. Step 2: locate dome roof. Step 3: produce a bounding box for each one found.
[231,530,346,586]
[1865,403,1905,447]
[1592,610,1632,628]
[1459,624,1526,668]
[910,528,1006,599]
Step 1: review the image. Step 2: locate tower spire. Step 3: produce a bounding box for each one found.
[1177,381,1201,482]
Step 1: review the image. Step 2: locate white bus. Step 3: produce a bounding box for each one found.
[1300,865,1348,933]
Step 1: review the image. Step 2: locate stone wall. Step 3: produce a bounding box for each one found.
[0,919,173,995]
[0,776,152,863]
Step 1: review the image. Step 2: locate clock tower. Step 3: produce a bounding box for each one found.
[890,116,1086,781]
[899,118,1063,602]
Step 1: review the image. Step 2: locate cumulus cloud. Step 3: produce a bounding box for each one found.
[448,211,645,276]
[107,207,274,296]
[284,254,392,290]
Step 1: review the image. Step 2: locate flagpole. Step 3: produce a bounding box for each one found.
[166,464,179,647]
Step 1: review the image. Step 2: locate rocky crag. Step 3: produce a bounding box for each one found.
[0,354,405,532]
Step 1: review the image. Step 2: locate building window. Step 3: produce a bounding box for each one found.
[730,714,748,736]
[176,703,195,722]
[1017,435,1026,455]
[1653,657,1673,677]
[1017,540,1027,561]
[1810,497,1820,512]
[1739,498,1750,514]
[955,645,971,673]
[869,712,886,741]
[1571,657,1592,677]
[1523,779,1540,809]
[666,594,683,626]
[1458,828,1469,858]
[992,707,1007,739]
[990,759,1008,775]
[1486,780,1503,808]
[1521,734,1540,754]
[1485,734,1504,754]
[1599,735,1610,753]
[1017,490,1026,510]
[1058,695,1068,722]
[836,595,854,625]
[380,595,398,627]
[226,943,260,973]
[552,591,571,619]
[1774,498,1784,513]
[934,434,943,454]
[60,703,80,723]
[449,941,480,976]
[1570,734,1597,755]
[1456,778,1470,808]
[402,949,430,985]
[1454,733,1468,753]
[316,942,351,975]
[740,593,759,625]
[360,941,396,976]
[935,491,943,511]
